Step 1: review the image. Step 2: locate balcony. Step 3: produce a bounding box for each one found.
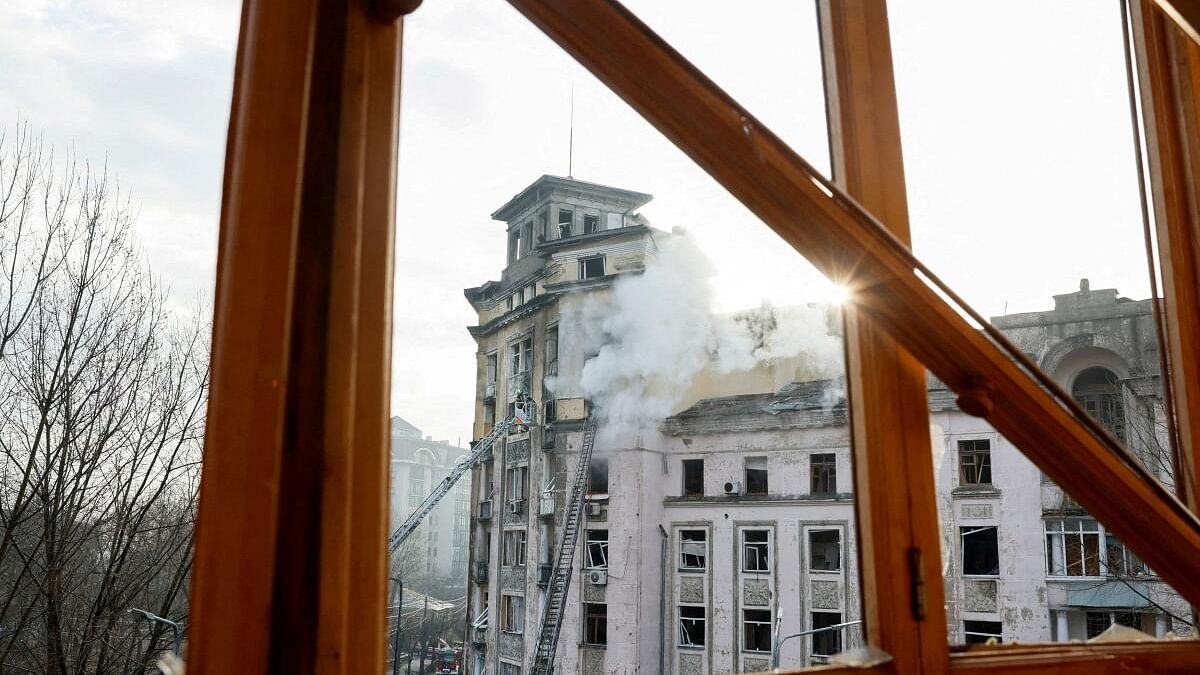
[474,560,489,583]
[539,492,555,518]
[537,563,553,587]
[478,498,493,520]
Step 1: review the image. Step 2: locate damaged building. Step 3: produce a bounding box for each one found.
[462,176,1188,675]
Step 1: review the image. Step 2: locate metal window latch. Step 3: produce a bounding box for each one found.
[908,547,927,621]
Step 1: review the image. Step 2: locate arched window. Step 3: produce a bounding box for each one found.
[1072,367,1125,442]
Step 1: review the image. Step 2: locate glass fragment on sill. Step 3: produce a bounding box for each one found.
[1087,623,1158,643]
[827,645,894,667]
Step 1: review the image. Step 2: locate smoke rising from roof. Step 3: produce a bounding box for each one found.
[576,233,843,446]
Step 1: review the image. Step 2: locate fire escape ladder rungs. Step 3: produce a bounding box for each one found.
[529,415,598,675]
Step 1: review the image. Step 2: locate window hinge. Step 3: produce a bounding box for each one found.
[908,546,927,621]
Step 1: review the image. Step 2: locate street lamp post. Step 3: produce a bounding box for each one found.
[392,577,404,675]
[129,608,182,656]
[772,619,862,669]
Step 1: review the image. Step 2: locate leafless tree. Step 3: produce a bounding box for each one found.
[0,123,208,675]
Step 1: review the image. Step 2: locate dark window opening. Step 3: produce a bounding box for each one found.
[964,620,1002,644]
[680,530,706,570]
[961,526,999,576]
[508,229,521,263]
[745,456,767,495]
[586,530,608,569]
[811,453,836,495]
[579,255,605,279]
[811,612,843,657]
[1072,367,1126,442]
[743,609,772,652]
[809,529,841,572]
[682,459,704,496]
[545,326,559,376]
[584,214,599,233]
[584,603,607,645]
[679,605,706,647]
[742,529,770,572]
[958,439,992,485]
[588,457,609,494]
[558,209,573,238]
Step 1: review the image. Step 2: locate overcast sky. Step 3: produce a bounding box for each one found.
[0,1,1151,446]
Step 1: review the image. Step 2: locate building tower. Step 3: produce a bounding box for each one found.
[463,175,660,675]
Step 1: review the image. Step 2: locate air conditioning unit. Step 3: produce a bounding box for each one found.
[484,381,497,399]
[507,499,525,515]
[587,570,608,586]
[539,493,555,517]
[723,480,743,496]
[537,563,553,586]
[478,499,493,520]
[585,502,603,517]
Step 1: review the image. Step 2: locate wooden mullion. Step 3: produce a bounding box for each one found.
[818,1,948,672]
[1134,0,1200,514]
[504,0,1200,606]
[345,10,403,675]
[190,0,404,672]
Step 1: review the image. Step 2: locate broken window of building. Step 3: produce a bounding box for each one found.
[1045,518,1102,577]
[558,208,573,238]
[682,458,704,497]
[545,325,558,377]
[1105,533,1150,577]
[809,529,841,572]
[961,526,1000,576]
[537,210,549,242]
[501,594,524,633]
[579,255,605,280]
[742,529,770,573]
[963,620,1003,644]
[502,529,527,567]
[1072,367,1126,442]
[506,466,527,502]
[744,456,768,495]
[584,214,599,234]
[811,612,843,658]
[680,530,706,570]
[584,603,607,645]
[586,530,609,569]
[678,605,706,647]
[810,453,836,495]
[958,438,992,485]
[588,457,609,495]
[742,609,772,652]
[499,663,521,675]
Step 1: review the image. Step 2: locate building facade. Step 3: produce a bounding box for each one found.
[462,176,1188,675]
[390,416,472,592]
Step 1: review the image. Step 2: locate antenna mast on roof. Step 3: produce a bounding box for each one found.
[568,82,575,178]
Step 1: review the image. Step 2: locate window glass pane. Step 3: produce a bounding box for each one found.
[889,2,1194,646]
[0,3,237,671]
[394,1,863,673]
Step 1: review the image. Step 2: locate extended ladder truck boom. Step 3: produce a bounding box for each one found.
[388,399,534,555]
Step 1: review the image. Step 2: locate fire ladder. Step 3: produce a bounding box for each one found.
[388,400,532,556]
[529,414,598,675]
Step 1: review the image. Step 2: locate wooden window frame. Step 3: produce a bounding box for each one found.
[184,0,1200,672]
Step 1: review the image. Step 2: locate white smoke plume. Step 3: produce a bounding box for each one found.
[576,233,843,445]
